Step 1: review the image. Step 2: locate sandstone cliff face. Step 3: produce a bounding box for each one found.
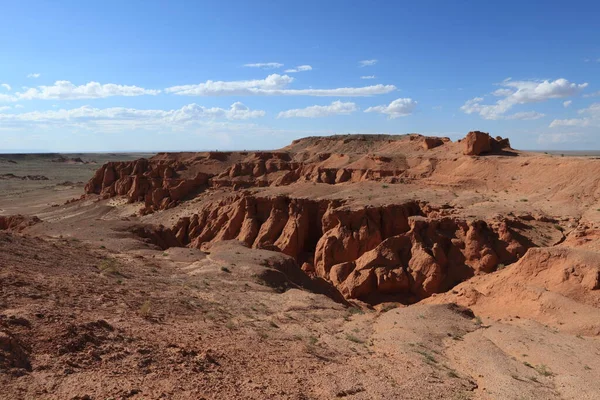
[152,193,531,302]
[85,153,410,213]
[463,131,511,156]
[422,136,447,150]
[84,159,211,214]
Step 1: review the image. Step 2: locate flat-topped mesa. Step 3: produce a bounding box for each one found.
[84,154,410,213]
[284,133,453,154]
[83,131,515,214]
[151,193,532,303]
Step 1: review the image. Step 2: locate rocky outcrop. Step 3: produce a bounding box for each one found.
[0,330,31,372]
[85,154,408,213]
[422,137,447,150]
[0,174,49,181]
[85,159,211,214]
[84,132,516,213]
[463,131,492,155]
[463,131,512,156]
[151,193,533,302]
[0,215,41,232]
[128,224,182,250]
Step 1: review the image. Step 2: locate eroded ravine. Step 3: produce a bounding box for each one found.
[82,132,558,304]
[132,192,544,304]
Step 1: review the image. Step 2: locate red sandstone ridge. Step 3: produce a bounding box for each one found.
[84,159,211,214]
[140,192,536,303]
[80,131,535,302]
[84,132,520,214]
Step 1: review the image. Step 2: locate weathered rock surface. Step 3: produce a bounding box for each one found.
[148,193,533,302]
[0,215,41,232]
[422,136,447,150]
[84,132,536,302]
[463,131,511,156]
[84,159,211,214]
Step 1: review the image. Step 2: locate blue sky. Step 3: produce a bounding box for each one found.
[1,0,599,152]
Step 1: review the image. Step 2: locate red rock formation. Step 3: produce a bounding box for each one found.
[86,156,409,213]
[463,131,492,155]
[463,131,512,156]
[85,159,211,214]
[85,132,514,214]
[0,215,41,232]
[152,193,532,302]
[422,137,446,150]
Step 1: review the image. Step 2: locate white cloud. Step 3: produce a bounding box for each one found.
[277,101,357,118]
[0,102,265,127]
[359,59,378,67]
[461,78,587,120]
[506,111,545,120]
[166,74,396,97]
[537,132,583,144]
[1,84,11,91]
[166,74,294,96]
[243,62,284,69]
[15,104,24,109]
[0,81,160,102]
[550,102,600,128]
[563,100,572,108]
[491,88,513,97]
[0,106,11,112]
[549,118,591,128]
[360,76,375,80]
[365,98,417,118]
[583,91,600,98]
[22,81,160,100]
[27,73,41,78]
[284,65,313,73]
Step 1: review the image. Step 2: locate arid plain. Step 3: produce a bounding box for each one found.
[1,132,599,399]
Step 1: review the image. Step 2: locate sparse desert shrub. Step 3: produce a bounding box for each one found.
[98,258,121,276]
[415,349,437,364]
[535,364,554,377]
[380,304,397,312]
[447,370,459,378]
[345,334,364,344]
[139,300,151,318]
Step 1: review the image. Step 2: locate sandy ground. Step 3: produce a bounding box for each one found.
[1,139,599,399]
